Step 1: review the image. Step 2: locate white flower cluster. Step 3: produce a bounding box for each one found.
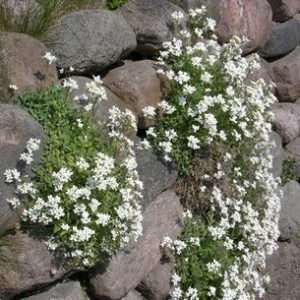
[64,75,107,112]
[20,138,40,165]
[4,105,142,267]
[152,7,281,300]
[106,106,143,245]
[43,52,57,65]
[85,75,107,103]
[5,138,41,209]
[107,106,137,141]
[62,78,79,90]
[69,76,107,111]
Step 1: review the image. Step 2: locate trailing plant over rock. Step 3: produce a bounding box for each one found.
[143,6,282,300]
[4,83,143,268]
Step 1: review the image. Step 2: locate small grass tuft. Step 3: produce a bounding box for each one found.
[281,158,299,185]
[106,0,127,10]
[0,0,127,38]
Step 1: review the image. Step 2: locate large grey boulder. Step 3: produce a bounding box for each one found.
[195,0,272,54]
[176,0,273,54]
[248,57,274,89]
[267,0,300,22]
[0,32,58,101]
[119,0,186,55]
[122,290,145,300]
[0,104,43,234]
[260,19,300,58]
[135,139,177,209]
[90,190,184,300]
[103,60,163,129]
[286,137,300,160]
[46,9,137,75]
[272,102,300,143]
[139,261,173,300]
[0,231,67,299]
[270,131,285,177]
[270,47,300,102]
[21,281,89,300]
[279,181,300,240]
[217,0,272,54]
[264,242,300,300]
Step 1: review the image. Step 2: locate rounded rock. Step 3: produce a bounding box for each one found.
[0,104,43,234]
[45,9,137,75]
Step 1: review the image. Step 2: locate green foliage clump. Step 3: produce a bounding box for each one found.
[281,158,299,185]
[171,218,236,300]
[18,86,114,188]
[14,85,142,267]
[106,0,127,10]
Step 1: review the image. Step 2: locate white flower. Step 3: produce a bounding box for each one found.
[138,139,152,150]
[161,236,173,249]
[183,84,196,95]
[175,71,190,84]
[43,52,57,64]
[171,11,185,21]
[84,103,93,112]
[70,226,95,242]
[173,240,187,255]
[189,237,200,246]
[201,72,212,83]
[142,106,156,118]
[19,138,40,165]
[61,223,70,231]
[123,156,138,171]
[158,100,176,114]
[17,182,37,195]
[183,210,193,219]
[172,272,182,287]
[187,136,200,150]
[86,76,107,102]
[76,118,83,128]
[159,141,173,153]
[207,259,221,274]
[7,197,21,209]
[27,138,40,152]
[96,213,111,226]
[76,158,90,170]
[192,56,203,67]
[9,84,18,90]
[186,287,199,300]
[52,167,73,191]
[47,239,58,251]
[171,287,183,300]
[20,152,34,165]
[206,18,216,31]
[63,78,79,90]
[4,168,21,183]
[208,286,216,297]
[226,86,235,97]
[89,198,100,212]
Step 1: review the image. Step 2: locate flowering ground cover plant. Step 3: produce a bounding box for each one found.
[5,83,143,268]
[144,7,282,300]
